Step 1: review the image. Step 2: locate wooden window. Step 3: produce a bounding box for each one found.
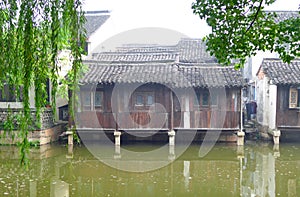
[194,89,218,107]
[146,94,154,106]
[194,92,201,106]
[202,91,209,106]
[82,91,91,110]
[95,91,103,107]
[135,94,144,106]
[134,92,154,107]
[210,93,218,106]
[289,87,299,108]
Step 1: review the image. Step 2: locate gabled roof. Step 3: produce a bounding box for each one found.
[80,61,243,88]
[84,10,110,38]
[177,38,217,63]
[265,11,299,23]
[91,51,178,63]
[91,38,217,64]
[258,58,300,85]
[91,45,178,63]
[80,38,242,88]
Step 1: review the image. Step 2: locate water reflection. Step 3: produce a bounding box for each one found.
[0,143,299,196]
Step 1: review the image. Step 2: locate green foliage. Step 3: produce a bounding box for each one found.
[0,0,86,165]
[192,0,300,68]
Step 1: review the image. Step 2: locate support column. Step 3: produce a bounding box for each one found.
[168,145,175,160]
[114,131,121,146]
[237,145,244,158]
[66,130,73,145]
[272,130,281,145]
[237,131,245,146]
[273,144,280,158]
[66,144,73,159]
[114,145,121,159]
[168,130,176,146]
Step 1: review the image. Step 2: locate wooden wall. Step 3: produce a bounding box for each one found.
[173,88,240,129]
[77,84,241,130]
[276,86,300,127]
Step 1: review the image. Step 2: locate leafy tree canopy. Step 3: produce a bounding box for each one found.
[192,0,300,68]
[0,0,86,165]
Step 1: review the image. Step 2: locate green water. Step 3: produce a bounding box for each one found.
[0,142,299,196]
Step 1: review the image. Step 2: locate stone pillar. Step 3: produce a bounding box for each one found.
[168,130,176,146]
[272,130,281,145]
[114,131,122,146]
[66,144,73,159]
[237,145,244,158]
[273,144,280,158]
[168,145,175,160]
[237,131,245,146]
[114,145,121,159]
[66,131,73,145]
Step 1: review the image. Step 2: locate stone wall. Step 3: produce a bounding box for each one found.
[0,108,54,130]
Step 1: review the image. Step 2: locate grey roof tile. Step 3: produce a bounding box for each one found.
[84,11,110,38]
[92,51,178,63]
[261,58,300,85]
[80,39,243,88]
[265,11,299,23]
[177,38,217,63]
[81,61,243,88]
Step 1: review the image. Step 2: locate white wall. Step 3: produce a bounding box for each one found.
[256,75,269,126]
[268,84,277,130]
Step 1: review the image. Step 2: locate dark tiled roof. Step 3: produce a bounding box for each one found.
[116,45,178,53]
[178,63,243,87]
[177,38,217,63]
[265,11,299,23]
[91,51,178,63]
[91,39,217,63]
[260,58,300,85]
[91,45,179,62]
[80,61,243,88]
[84,11,110,38]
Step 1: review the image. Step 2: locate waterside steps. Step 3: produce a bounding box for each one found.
[243,119,259,140]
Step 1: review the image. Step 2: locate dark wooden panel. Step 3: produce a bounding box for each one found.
[276,86,300,127]
[117,112,168,129]
[185,111,239,129]
[277,110,300,127]
[77,111,116,128]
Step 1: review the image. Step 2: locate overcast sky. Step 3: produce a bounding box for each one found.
[82,0,299,39]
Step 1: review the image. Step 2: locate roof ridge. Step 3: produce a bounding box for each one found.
[265,10,299,13]
[177,63,235,68]
[85,10,111,15]
[262,58,300,62]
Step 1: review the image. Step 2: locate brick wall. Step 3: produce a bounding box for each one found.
[0,108,54,130]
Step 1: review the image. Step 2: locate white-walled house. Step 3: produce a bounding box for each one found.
[56,10,111,121]
[256,58,300,143]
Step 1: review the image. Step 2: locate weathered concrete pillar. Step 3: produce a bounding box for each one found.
[66,131,73,145]
[272,130,281,145]
[114,145,121,159]
[237,145,244,158]
[273,144,280,158]
[168,145,175,160]
[114,131,122,146]
[237,131,245,146]
[168,130,176,146]
[66,144,73,159]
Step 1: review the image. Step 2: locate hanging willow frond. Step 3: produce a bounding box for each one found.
[0,0,86,165]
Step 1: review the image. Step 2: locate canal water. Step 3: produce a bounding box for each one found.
[0,142,299,196]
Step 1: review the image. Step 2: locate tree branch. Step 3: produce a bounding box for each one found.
[245,0,264,33]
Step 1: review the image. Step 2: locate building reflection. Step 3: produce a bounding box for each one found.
[0,143,299,196]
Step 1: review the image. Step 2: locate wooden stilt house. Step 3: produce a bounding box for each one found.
[76,39,244,142]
